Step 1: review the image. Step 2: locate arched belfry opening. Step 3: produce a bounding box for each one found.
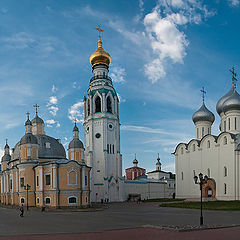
[95,96,101,113]
[107,96,112,113]
[87,99,90,116]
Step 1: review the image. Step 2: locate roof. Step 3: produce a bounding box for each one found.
[68,138,84,149]
[20,133,38,145]
[147,170,170,174]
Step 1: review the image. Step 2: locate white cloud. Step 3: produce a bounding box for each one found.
[49,105,59,116]
[49,96,58,105]
[229,0,240,7]
[110,66,126,83]
[45,119,60,128]
[68,101,84,123]
[52,85,57,93]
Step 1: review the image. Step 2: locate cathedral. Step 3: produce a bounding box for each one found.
[175,69,240,200]
[0,110,91,208]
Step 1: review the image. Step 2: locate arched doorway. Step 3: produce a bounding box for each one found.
[202,178,216,198]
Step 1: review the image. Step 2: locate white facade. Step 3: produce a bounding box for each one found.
[84,66,122,202]
[175,83,240,200]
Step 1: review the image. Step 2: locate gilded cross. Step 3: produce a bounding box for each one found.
[26,111,30,119]
[5,138,8,145]
[96,25,103,38]
[33,104,39,114]
[200,87,206,104]
[229,66,238,88]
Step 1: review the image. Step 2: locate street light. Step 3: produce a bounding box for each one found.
[193,173,208,225]
[24,184,31,210]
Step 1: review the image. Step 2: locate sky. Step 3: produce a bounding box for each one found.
[0,0,240,174]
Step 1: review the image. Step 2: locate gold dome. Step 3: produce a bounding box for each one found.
[89,35,111,68]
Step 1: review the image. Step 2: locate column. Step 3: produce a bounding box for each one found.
[82,167,85,190]
[39,167,43,191]
[102,92,106,113]
[16,170,19,192]
[90,95,93,115]
[53,165,57,190]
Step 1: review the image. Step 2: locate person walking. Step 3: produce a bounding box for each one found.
[20,204,24,217]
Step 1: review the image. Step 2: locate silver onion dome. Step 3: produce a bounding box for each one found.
[216,86,235,115]
[192,103,215,124]
[222,89,240,113]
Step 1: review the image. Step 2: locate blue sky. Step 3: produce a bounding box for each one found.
[0,0,240,174]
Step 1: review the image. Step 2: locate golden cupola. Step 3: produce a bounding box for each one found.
[89,26,111,68]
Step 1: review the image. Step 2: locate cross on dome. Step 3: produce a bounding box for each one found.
[200,87,206,104]
[26,111,30,119]
[229,66,238,88]
[33,104,39,115]
[96,25,103,39]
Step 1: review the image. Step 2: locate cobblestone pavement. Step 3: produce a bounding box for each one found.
[0,202,240,238]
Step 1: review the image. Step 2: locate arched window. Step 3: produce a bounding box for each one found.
[224,121,226,131]
[181,172,184,180]
[181,147,183,154]
[68,196,77,204]
[202,127,204,137]
[223,136,227,145]
[224,166,227,177]
[87,99,90,116]
[197,128,199,138]
[45,197,51,204]
[207,140,210,148]
[95,96,101,113]
[207,168,210,177]
[193,144,195,152]
[235,117,237,130]
[224,183,227,194]
[107,96,112,113]
[20,198,25,204]
[68,170,77,185]
[228,118,230,130]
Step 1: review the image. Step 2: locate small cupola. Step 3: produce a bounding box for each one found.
[73,121,79,139]
[156,153,161,171]
[133,154,138,167]
[25,112,32,134]
[192,87,215,139]
[31,104,45,135]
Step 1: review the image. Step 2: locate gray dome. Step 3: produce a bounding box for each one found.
[2,154,11,162]
[68,138,84,150]
[222,89,240,113]
[25,119,32,126]
[35,135,66,159]
[192,103,215,124]
[216,86,234,115]
[133,159,138,164]
[20,133,38,145]
[32,115,44,124]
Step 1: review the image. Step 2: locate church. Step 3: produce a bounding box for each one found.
[174,69,240,200]
[0,110,91,208]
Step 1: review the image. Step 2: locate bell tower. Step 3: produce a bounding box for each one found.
[84,26,122,202]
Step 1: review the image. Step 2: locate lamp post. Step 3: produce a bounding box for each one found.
[24,184,31,210]
[194,173,208,225]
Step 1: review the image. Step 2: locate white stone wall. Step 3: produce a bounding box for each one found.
[175,132,238,200]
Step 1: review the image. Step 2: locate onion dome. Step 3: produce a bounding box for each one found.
[2,154,11,162]
[20,133,38,145]
[89,30,111,68]
[25,117,32,126]
[192,103,215,124]
[68,138,84,150]
[32,114,44,124]
[222,89,240,113]
[216,86,235,115]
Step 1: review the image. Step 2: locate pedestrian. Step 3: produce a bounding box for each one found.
[20,204,24,217]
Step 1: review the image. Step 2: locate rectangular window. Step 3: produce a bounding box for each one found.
[112,145,114,154]
[107,144,109,154]
[45,174,51,186]
[110,144,111,154]
[224,183,227,194]
[27,147,31,157]
[36,176,39,187]
[20,177,24,188]
[235,117,237,130]
[229,118,230,130]
[85,176,88,186]
[197,128,199,138]
[224,121,226,131]
[202,127,204,137]
[10,179,12,190]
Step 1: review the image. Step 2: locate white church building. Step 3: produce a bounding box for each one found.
[174,70,240,200]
